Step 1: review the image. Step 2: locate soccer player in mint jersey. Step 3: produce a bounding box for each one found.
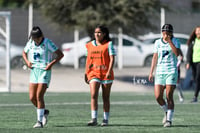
[22,26,64,128]
[149,24,181,127]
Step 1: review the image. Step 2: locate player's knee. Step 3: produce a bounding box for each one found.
[29,95,36,102]
[166,97,173,103]
[102,95,110,102]
[103,98,110,103]
[36,96,44,102]
[91,93,98,100]
[155,95,163,101]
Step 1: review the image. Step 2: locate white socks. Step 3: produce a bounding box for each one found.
[37,108,44,122]
[91,110,98,119]
[167,109,174,122]
[160,104,167,113]
[103,112,109,120]
[91,110,110,120]
[160,105,174,122]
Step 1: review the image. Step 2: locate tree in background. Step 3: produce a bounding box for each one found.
[0,0,163,38]
[0,0,25,8]
[37,0,162,38]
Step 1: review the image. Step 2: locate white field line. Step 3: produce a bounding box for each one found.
[0,100,189,107]
[0,101,157,107]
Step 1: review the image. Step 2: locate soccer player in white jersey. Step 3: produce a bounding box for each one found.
[149,24,181,127]
[22,26,64,128]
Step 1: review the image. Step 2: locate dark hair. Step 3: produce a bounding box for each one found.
[95,25,111,42]
[30,26,43,39]
[187,26,200,46]
[162,24,173,33]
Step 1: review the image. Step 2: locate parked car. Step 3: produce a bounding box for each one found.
[138,33,189,61]
[60,34,155,67]
[0,39,24,68]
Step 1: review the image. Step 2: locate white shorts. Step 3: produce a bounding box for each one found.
[89,78,113,84]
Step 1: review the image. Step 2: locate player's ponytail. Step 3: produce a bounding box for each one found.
[29,26,43,40]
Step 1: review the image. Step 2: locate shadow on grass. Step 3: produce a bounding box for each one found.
[53,123,200,128]
[108,124,193,127]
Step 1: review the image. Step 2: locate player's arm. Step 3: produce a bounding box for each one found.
[168,40,179,56]
[179,48,183,56]
[106,55,115,79]
[178,48,183,61]
[45,49,64,70]
[84,44,89,84]
[167,38,180,56]
[149,53,158,82]
[164,34,179,56]
[22,50,32,69]
[106,41,116,79]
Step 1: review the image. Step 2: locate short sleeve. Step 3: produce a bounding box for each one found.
[172,38,180,49]
[108,41,116,56]
[24,39,32,53]
[153,39,159,53]
[47,39,58,52]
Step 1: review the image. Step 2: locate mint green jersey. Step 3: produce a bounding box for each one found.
[24,38,58,69]
[153,37,180,74]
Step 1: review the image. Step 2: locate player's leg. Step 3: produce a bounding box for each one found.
[33,83,47,128]
[39,69,51,126]
[176,68,184,102]
[101,83,112,126]
[164,85,175,127]
[154,74,167,108]
[154,85,168,124]
[154,85,166,105]
[29,83,38,107]
[88,80,100,126]
[193,63,200,102]
[191,63,197,102]
[29,68,38,107]
[176,83,184,102]
[163,72,177,127]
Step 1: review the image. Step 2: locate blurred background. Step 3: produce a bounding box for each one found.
[0,0,198,92]
[0,0,200,68]
[0,0,199,47]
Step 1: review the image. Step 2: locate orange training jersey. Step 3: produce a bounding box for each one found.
[85,40,114,81]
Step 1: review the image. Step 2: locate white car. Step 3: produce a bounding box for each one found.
[60,34,155,67]
[138,33,189,61]
[0,39,24,68]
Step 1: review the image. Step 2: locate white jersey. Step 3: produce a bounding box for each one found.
[24,38,58,69]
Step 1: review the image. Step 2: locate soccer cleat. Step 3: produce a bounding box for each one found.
[162,113,167,124]
[42,109,49,126]
[191,97,198,103]
[33,121,43,128]
[101,119,108,126]
[87,118,97,126]
[163,121,172,127]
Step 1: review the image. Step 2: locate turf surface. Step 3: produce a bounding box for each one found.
[0,91,199,133]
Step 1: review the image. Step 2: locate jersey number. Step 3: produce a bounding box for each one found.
[160,50,169,64]
[33,53,40,60]
[162,50,169,58]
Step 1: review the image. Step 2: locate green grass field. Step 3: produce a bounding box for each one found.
[0,91,199,133]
